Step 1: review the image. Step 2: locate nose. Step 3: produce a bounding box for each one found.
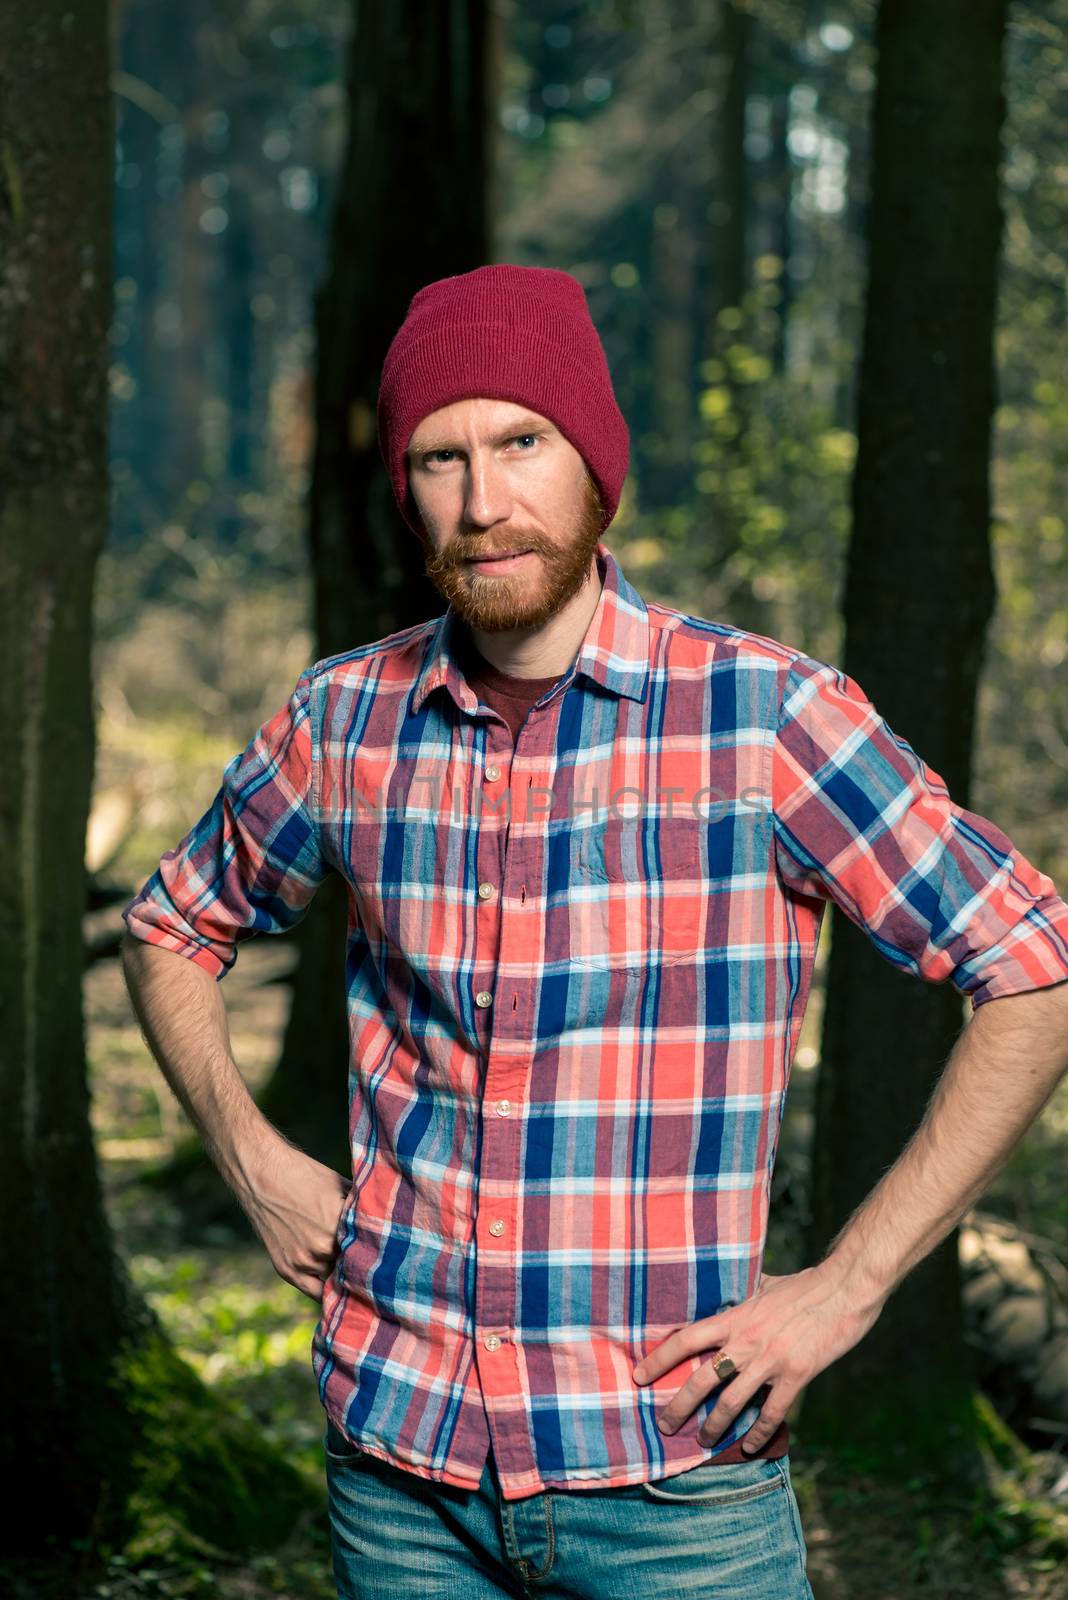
[463,452,513,528]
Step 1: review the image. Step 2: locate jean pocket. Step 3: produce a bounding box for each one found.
[638,1455,787,1505]
[323,1418,371,1466]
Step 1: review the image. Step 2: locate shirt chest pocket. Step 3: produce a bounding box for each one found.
[567,814,711,970]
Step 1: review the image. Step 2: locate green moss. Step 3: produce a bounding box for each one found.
[104,1322,318,1565]
[972,1390,1033,1475]
[969,1394,1068,1560]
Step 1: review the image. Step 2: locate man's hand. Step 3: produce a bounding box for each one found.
[235,1139,354,1302]
[631,1263,885,1453]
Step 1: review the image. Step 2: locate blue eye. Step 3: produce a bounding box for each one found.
[424,433,539,466]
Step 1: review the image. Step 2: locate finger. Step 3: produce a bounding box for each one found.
[303,1239,341,1273]
[656,1357,747,1435]
[656,1376,720,1435]
[633,1314,730,1385]
[690,1371,769,1445]
[698,1379,781,1448]
[737,1405,789,1454]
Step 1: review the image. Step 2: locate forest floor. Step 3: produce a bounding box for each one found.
[43,926,1068,1599]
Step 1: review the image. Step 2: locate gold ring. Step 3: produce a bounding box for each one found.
[712,1352,738,1381]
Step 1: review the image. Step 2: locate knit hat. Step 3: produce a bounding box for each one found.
[376,263,629,538]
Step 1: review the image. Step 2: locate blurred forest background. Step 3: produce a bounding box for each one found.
[5,0,1068,1596]
[97,0,1066,894]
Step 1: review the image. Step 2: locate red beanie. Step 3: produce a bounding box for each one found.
[376,263,629,538]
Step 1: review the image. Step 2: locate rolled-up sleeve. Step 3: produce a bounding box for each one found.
[771,653,1068,1009]
[121,663,331,981]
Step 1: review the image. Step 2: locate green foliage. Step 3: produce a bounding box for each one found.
[132,1249,320,1408]
[628,281,854,664]
[108,1321,318,1568]
[0,1304,328,1598]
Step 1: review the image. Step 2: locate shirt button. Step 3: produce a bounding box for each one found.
[484,1334,502,1351]
[488,1219,505,1236]
[477,882,495,900]
[485,764,501,782]
[475,990,493,1008]
[495,1099,511,1116]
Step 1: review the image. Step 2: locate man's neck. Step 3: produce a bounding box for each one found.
[468,563,604,680]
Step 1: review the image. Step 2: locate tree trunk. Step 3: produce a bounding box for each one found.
[637,0,712,512]
[801,0,1007,1481]
[692,0,752,570]
[709,0,750,331]
[254,0,499,1176]
[0,0,132,1546]
[762,28,794,377]
[0,6,320,1570]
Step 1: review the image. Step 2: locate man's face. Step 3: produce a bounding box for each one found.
[406,397,605,634]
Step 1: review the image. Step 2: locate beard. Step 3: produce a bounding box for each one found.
[418,471,606,634]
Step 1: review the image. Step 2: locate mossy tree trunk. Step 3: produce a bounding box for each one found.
[801,0,1008,1479]
[0,0,134,1548]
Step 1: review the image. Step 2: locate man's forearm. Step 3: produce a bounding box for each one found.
[821,979,1068,1310]
[120,935,285,1201]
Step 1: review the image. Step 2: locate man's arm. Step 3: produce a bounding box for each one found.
[819,978,1068,1305]
[120,933,274,1201]
[118,666,348,1300]
[121,932,349,1301]
[632,978,1068,1449]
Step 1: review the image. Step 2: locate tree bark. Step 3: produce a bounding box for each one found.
[801,0,1007,1480]
[709,0,750,331]
[0,0,131,1545]
[0,7,320,1569]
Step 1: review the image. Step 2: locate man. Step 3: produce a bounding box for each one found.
[121,264,1068,1600]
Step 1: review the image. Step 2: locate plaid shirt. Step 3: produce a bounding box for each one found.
[123,542,1068,1501]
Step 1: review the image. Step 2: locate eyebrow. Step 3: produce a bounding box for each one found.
[406,416,552,460]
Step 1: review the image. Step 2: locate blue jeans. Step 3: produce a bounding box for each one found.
[323,1420,815,1599]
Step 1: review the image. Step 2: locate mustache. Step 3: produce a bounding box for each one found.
[451,540,540,562]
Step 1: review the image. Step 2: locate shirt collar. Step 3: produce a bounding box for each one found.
[409,541,651,718]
